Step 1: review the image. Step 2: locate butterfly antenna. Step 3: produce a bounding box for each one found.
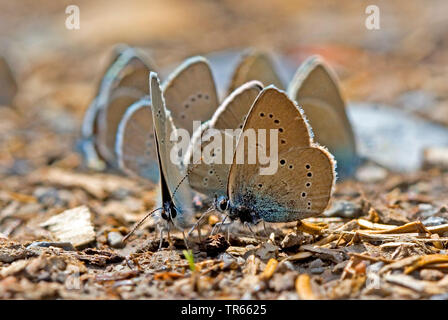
[123,207,162,242]
[171,157,203,198]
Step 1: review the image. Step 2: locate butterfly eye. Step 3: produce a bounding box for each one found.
[218,199,228,211]
[161,211,168,220]
[170,207,177,219]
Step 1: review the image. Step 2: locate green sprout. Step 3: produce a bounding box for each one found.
[183,249,196,272]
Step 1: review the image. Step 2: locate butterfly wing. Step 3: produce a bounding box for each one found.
[185,81,263,198]
[162,56,219,135]
[80,45,130,169]
[96,48,156,164]
[97,87,144,164]
[228,50,284,94]
[287,55,358,178]
[116,97,159,183]
[150,72,194,228]
[228,87,335,222]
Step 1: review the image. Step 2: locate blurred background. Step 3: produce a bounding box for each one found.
[1,0,448,175]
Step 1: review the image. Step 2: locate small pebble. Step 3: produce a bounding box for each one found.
[309,258,324,269]
[310,267,325,274]
[420,269,444,281]
[324,200,362,218]
[422,216,447,227]
[281,232,304,249]
[356,164,388,183]
[108,231,125,249]
[430,293,448,300]
[418,203,438,218]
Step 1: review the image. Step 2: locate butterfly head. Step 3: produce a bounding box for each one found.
[214,195,261,225]
[214,195,229,213]
[161,201,177,221]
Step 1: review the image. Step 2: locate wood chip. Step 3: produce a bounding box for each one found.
[361,220,430,234]
[295,274,318,299]
[260,258,278,280]
[385,273,446,295]
[404,254,448,274]
[40,205,95,247]
[284,251,313,262]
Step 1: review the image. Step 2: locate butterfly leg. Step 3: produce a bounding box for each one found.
[158,228,165,250]
[188,206,214,239]
[182,230,190,250]
[167,229,175,250]
[262,221,269,238]
[211,215,229,235]
[243,221,258,240]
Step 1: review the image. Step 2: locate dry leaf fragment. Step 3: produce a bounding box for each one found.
[255,242,278,261]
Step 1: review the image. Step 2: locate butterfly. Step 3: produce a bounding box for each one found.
[287,55,359,179]
[115,96,159,183]
[115,56,220,183]
[226,51,358,179]
[162,56,219,135]
[80,46,156,168]
[227,49,284,95]
[210,86,336,225]
[119,56,229,247]
[123,72,197,248]
[185,80,263,199]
